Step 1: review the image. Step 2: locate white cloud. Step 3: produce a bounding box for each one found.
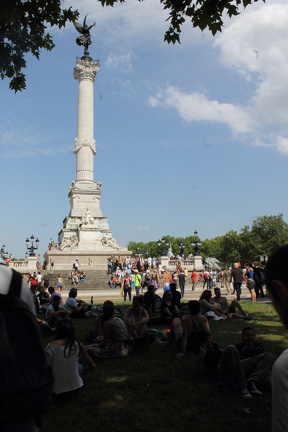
[216,3,288,126]
[105,52,133,73]
[147,2,288,152]
[148,86,256,134]
[138,225,150,232]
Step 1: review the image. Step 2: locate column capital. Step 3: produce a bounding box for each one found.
[74,57,100,82]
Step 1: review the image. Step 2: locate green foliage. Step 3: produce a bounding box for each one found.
[0,0,79,91]
[128,214,288,265]
[99,0,265,43]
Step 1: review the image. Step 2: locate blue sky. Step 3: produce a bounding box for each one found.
[1,0,288,259]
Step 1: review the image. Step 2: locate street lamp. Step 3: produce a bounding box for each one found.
[179,242,185,257]
[0,244,8,260]
[25,235,39,257]
[157,238,170,256]
[191,230,201,256]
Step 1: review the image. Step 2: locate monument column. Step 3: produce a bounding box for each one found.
[73,58,99,183]
[44,16,130,268]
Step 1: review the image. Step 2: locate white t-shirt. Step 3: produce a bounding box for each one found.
[272,348,288,432]
[65,297,78,315]
[45,342,83,394]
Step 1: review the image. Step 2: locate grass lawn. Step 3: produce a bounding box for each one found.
[41,301,287,432]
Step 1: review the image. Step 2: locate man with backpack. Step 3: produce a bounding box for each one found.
[0,258,54,431]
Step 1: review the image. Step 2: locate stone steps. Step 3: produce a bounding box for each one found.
[45,269,111,291]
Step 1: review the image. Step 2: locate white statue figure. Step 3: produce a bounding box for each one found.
[101,235,120,250]
[60,236,71,251]
[82,209,94,225]
[70,234,79,248]
[204,257,221,270]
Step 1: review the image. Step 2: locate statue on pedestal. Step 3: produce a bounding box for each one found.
[74,15,95,57]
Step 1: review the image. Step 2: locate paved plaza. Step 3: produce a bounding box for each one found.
[67,279,270,304]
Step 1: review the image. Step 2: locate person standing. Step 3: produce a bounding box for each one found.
[134,269,142,296]
[191,270,197,291]
[178,268,186,298]
[230,263,244,301]
[73,258,80,272]
[224,267,231,295]
[122,273,132,301]
[265,246,288,432]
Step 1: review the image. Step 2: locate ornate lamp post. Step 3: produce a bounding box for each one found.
[0,244,8,260]
[25,235,39,257]
[191,230,201,256]
[179,242,185,257]
[157,238,170,256]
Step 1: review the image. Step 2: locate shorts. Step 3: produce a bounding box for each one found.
[247,279,256,291]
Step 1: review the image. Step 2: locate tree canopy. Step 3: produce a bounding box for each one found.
[100,0,265,44]
[1,0,265,91]
[128,214,288,266]
[0,0,78,91]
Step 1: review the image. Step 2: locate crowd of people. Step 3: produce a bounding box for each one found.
[2,247,288,432]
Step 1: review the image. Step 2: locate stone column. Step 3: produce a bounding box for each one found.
[73,57,100,183]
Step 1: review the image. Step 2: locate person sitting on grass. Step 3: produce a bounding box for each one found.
[45,294,69,328]
[212,287,251,319]
[190,329,261,399]
[161,290,180,325]
[45,319,95,404]
[65,288,91,319]
[124,296,150,339]
[235,326,274,395]
[143,284,162,319]
[170,300,212,357]
[169,282,182,311]
[199,289,226,320]
[85,303,129,358]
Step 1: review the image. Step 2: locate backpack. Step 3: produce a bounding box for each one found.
[0,269,54,422]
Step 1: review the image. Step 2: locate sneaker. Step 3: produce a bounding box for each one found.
[239,388,252,399]
[248,381,262,396]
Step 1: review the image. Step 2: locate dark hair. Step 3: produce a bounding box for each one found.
[188,300,200,315]
[169,283,177,292]
[55,319,78,358]
[200,289,212,301]
[133,295,143,305]
[241,326,255,339]
[103,304,115,320]
[147,284,155,292]
[69,288,78,298]
[265,245,288,298]
[48,286,55,294]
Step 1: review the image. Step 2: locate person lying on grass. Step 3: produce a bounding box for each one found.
[234,326,274,395]
[212,288,252,319]
[191,329,272,399]
[199,289,226,319]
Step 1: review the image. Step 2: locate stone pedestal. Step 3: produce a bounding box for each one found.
[26,257,37,272]
[193,255,203,271]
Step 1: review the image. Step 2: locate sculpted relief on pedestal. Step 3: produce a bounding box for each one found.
[101,234,120,250]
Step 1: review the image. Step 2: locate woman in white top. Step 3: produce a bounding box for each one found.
[45,319,94,403]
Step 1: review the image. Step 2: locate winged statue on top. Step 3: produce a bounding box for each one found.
[74,15,96,56]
